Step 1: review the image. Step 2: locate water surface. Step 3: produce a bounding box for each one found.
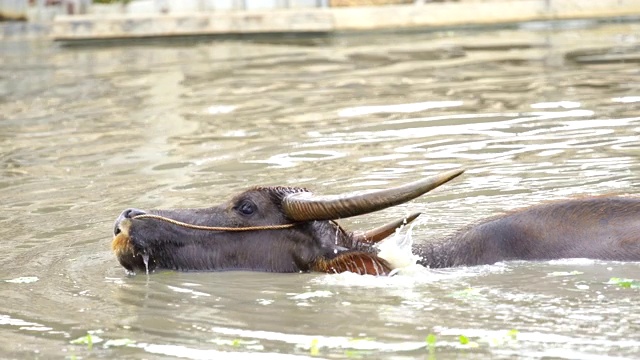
[1,20,640,359]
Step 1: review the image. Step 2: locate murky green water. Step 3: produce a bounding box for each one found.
[1,20,640,359]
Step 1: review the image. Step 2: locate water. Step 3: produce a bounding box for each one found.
[142,253,150,275]
[1,20,640,359]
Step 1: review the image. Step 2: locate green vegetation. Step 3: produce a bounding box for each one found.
[426,333,437,347]
[70,333,135,351]
[458,334,479,348]
[70,333,98,350]
[608,277,640,288]
[426,333,436,359]
[343,349,373,358]
[424,329,519,357]
[309,338,320,356]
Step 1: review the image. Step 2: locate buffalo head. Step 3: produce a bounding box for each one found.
[112,169,464,275]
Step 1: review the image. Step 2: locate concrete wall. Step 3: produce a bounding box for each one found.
[49,0,640,41]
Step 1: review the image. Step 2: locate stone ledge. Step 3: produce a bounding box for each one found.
[52,10,334,40]
[51,0,640,41]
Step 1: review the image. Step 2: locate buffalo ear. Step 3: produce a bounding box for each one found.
[352,212,421,245]
[312,252,392,276]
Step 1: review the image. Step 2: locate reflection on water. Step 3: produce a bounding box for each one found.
[1,20,640,359]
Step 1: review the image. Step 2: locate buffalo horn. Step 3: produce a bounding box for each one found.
[282,168,464,221]
[352,212,422,244]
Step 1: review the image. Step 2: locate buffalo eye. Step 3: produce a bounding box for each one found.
[237,200,256,216]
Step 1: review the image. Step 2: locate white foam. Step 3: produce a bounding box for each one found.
[375,221,421,273]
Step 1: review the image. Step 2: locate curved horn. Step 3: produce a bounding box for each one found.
[353,212,421,245]
[282,168,464,221]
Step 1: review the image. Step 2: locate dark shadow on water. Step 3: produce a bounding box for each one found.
[54,31,336,48]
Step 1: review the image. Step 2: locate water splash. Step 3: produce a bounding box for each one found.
[141,253,150,275]
[376,221,424,275]
[314,219,509,287]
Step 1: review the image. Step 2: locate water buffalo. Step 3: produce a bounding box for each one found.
[112,169,640,275]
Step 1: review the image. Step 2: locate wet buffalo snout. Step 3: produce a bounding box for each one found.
[114,208,146,235]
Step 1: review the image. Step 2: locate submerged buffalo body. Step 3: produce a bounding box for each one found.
[112,169,640,275]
